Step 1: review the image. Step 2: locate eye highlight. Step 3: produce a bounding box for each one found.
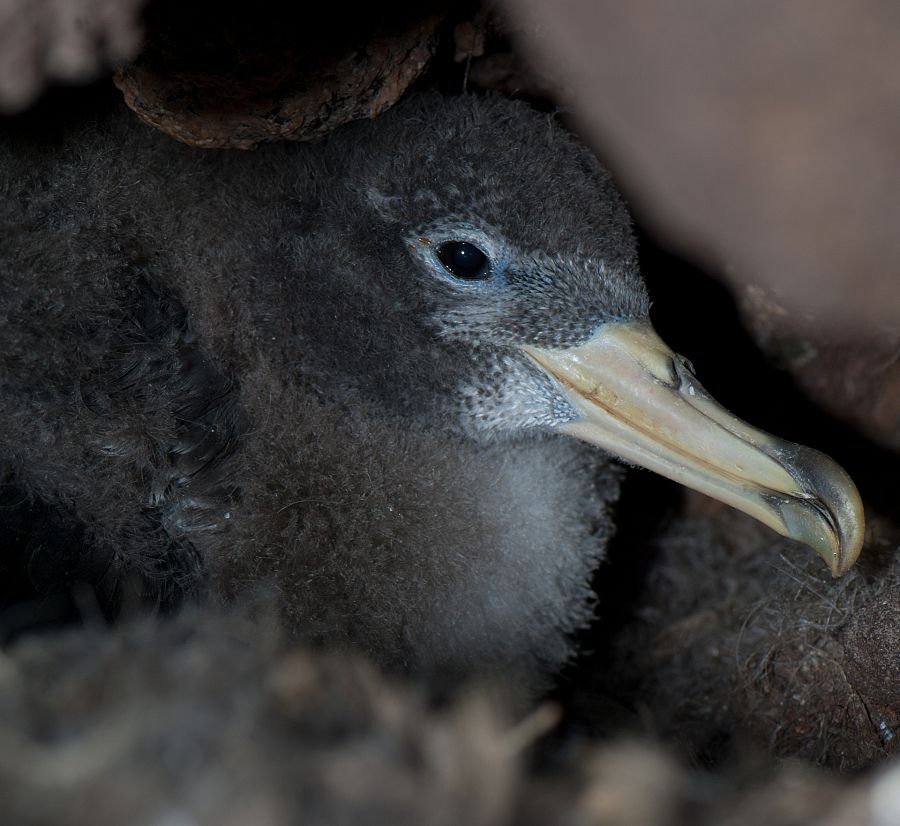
[436,241,491,280]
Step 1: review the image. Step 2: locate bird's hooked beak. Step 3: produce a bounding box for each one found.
[524,321,865,576]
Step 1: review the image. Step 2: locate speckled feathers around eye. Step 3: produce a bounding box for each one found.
[339,94,648,347]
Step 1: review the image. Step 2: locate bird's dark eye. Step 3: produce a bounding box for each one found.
[436,241,490,280]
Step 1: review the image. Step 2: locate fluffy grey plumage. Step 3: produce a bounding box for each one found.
[0,92,645,686]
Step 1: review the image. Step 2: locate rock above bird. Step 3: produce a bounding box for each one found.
[0,92,863,688]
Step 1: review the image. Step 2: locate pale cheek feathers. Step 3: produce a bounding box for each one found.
[458,352,579,435]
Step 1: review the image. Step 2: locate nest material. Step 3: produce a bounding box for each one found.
[0,0,146,111]
[0,611,517,826]
[592,503,900,770]
[1,608,895,826]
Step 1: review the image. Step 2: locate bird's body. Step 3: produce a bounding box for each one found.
[0,92,863,688]
[1,94,630,683]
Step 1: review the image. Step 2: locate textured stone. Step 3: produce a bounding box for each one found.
[739,284,900,452]
[113,4,443,149]
[504,0,900,331]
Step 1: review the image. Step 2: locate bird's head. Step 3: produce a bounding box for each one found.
[292,93,863,576]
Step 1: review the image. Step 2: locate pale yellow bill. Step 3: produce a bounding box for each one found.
[524,321,864,576]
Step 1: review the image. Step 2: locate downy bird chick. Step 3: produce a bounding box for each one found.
[0,92,863,688]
